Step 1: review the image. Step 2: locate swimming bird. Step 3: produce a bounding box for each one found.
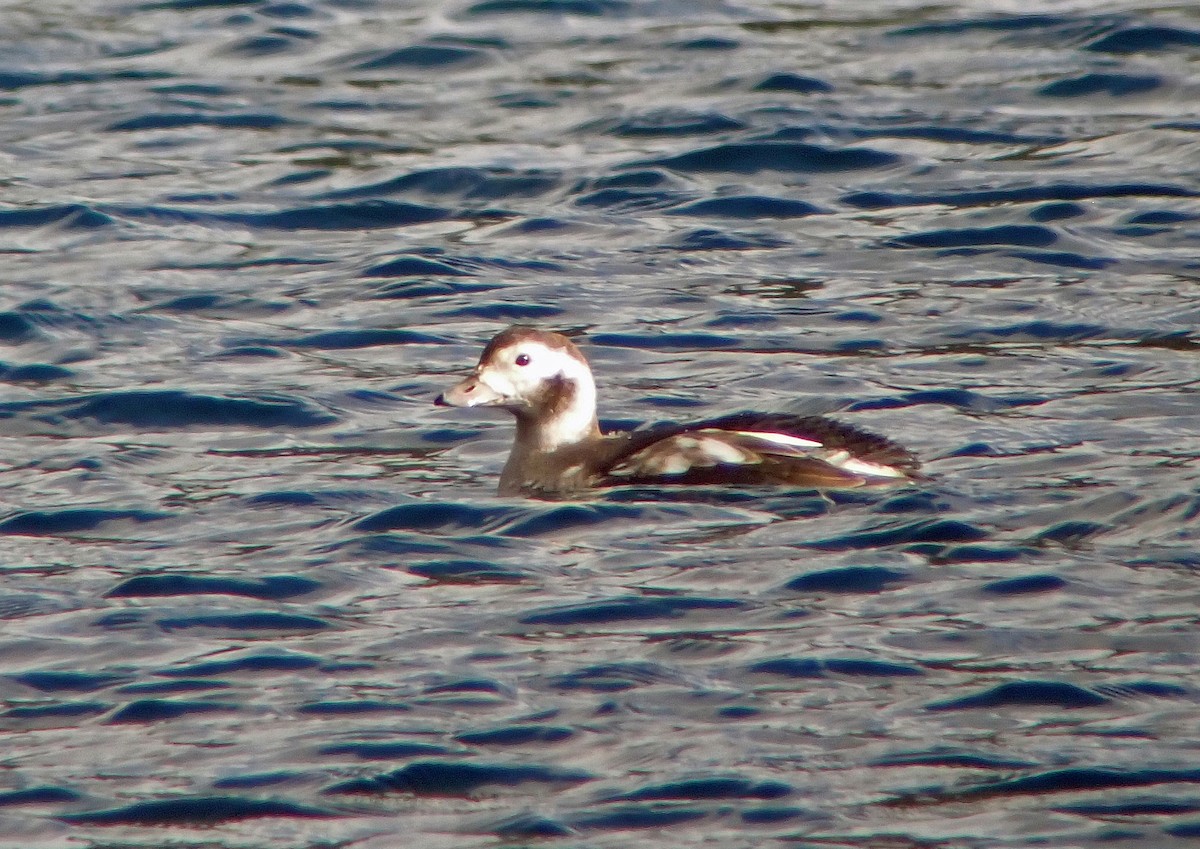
[435,326,920,496]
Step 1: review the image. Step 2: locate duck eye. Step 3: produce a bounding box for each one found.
[514,353,530,367]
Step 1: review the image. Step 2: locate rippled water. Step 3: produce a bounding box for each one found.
[2,1,1199,846]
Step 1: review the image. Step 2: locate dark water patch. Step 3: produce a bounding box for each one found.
[147,293,289,314]
[260,2,321,19]
[353,502,522,535]
[107,574,320,600]
[1034,520,1109,546]
[155,256,332,272]
[0,389,336,430]
[575,187,689,212]
[889,224,1056,249]
[589,169,676,189]
[844,181,1200,208]
[520,595,744,626]
[368,278,507,297]
[1039,73,1162,98]
[803,519,988,551]
[928,680,1110,711]
[749,657,924,678]
[0,786,81,807]
[1030,201,1086,221]
[408,559,527,583]
[464,0,629,16]
[265,168,331,188]
[572,805,710,830]
[492,812,574,838]
[3,701,110,721]
[118,679,232,695]
[362,255,469,277]
[212,771,305,790]
[843,182,1200,209]
[854,125,1060,146]
[298,701,411,716]
[348,44,489,71]
[549,662,678,692]
[112,200,453,231]
[905,767,1200,803]
[717,705,760,719]
[354,501,649,538]
[107,699,238,724]
[1087,25,1200,53]
[889,14,1078,37]
[224,29,318,57]
[277,139,417,158]
[1095,681,1190,699]
[643,141,900,174]
[246,490,347,507]
[323,166,560,202]
[1167,821,1200,838]
[571,801,710,829]
[741,806,812,823]
[425,678,509,696]
[872,750,1038,770]
[506,503,681,536]
[670,228,790,250]
[603,777,792,802]
[158,651,323,679]
[600,110,745,137]
[981,574,1066,595]
[10,671,130,693]
[60,795,336,825]
[590,331,739,351]
[1127,209,1200,224]
[443,302,563,320]
[0,203,112,229]
[455,725,574,746]
[0,68,170,89]
[238,328,445,350]
[1007,249,1115,269]
[0,509,169,537]
[671,37,739,50]
[946,320,1109,343]
[753,73,832,93]
[107,112,297,132]
[0,312,38,342]
[667,196,821,218]
[320,741,450,759]
[157,612,332,633]
[324,760,591,796]
[784,566,907,594]
[1057,798,1200,817]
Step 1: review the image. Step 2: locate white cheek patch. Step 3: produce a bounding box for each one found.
[476,368,519,401]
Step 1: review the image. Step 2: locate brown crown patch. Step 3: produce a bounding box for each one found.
[479,325,588,367]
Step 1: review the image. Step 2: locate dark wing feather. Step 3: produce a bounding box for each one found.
[590,413,920,488]
[691,413,922,474]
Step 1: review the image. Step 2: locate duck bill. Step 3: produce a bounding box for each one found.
[435,373,508,408]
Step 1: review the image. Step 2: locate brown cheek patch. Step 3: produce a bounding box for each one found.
[529,375,577,417]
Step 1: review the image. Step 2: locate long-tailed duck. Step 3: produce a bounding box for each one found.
[435,326,920,496]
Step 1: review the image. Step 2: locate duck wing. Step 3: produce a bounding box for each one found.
[595,413,920,488]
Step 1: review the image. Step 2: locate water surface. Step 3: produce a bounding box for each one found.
[1,1,1199,846]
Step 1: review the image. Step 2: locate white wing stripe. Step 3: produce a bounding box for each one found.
[729,430,823,450]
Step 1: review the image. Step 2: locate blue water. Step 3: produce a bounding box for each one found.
[1,2,1199,846]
